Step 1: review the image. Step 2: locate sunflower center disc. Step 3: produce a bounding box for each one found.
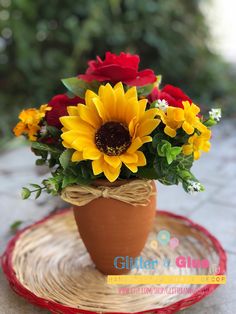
[95,121,131,156]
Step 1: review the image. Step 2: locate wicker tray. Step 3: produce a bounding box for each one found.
[2,209,226,314]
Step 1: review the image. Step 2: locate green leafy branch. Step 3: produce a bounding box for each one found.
[157,140,182,164]
[21,184,47,200]
[21,149,96,200]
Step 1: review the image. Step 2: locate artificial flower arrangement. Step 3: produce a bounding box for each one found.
[13,52,221,274]
[14,52,220,198]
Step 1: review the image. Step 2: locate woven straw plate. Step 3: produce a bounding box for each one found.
[2,209,226,314]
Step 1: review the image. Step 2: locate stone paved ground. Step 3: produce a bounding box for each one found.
[0,119,235,314]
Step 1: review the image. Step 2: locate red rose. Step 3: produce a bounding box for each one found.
[45,94,84,128]
[79,52,156,86]
[148,84,192,108]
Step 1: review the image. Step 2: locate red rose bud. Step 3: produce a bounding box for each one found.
[79,52,156,87]
[45,94,84,128]
[148,84,192,109]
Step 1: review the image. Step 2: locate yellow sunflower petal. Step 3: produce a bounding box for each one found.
[93,98,110,122]
[137,119,160,137]
[124,163,138,173]
[59,116,82,130]
[98,83,116,116]
[103,163,121,182]
[85,89,98,107]
[114,82,124,92]
[140,136,153,144]
[72,137,96,151]
[125,97,140,123]
[139,108,158,123]
[83,147,101,160]
[61,130,81,146]
[67,106,79,116]
[62,140,72,148]
[120,153,138,164]
[127,137,143,153]
[128,117,139,137]
[136,151,147,166]
[72,151,84,162]
[104,155,121,168]
[114,83,126,121]
[138,98,148,119]
[125,86,137,100]
[92,158,104,175]
[77,104,101,128]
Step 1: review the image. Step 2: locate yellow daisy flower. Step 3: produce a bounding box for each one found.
[182,130,211,160]
[156,101,206,138]
[13,104,50,141]
[60,82,160,182]
[156,106,184,137]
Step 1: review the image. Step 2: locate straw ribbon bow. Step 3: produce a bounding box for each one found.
[61,180,155,207]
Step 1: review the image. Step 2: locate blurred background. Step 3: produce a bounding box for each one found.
[0,0,236,146]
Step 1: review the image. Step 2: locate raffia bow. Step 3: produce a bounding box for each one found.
[61,179,155,207]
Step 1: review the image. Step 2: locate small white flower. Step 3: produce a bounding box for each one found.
[154,99,169,112]
[187,180,203,195]
[209,108,221,122]
[40,125,47,135]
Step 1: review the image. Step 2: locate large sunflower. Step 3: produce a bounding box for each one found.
[60,82,160,182]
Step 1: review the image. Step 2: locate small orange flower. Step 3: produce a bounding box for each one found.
[13,104,50,141]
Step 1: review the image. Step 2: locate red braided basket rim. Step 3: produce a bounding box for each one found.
[1,208,227,314]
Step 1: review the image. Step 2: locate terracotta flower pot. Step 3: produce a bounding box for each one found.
[73,180,156,275]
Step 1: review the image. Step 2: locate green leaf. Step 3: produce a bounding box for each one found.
[44,173,64,193]
[153,152,193,187]
[35,189,42,199]
[35,158,46,166]
[178,169,194,182]
[136,75,162,97]
[30,183,41,189]
[137,167,158,179]
[48,157,57,168]
[175,153,194,170]
[156,75,162,86]
[136,83,155,97]
[21,187,31,199]
[166,151,173,164]
[154,157,179,185]
[203,118,217,127]
[62,175,78,189]
[157,140,182,164]
[171,147,182,155]
[59,149,73,170]
[152,133,168,149]
[31,142,62,154]
[62,77,99,98]
[10,220,23,232]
